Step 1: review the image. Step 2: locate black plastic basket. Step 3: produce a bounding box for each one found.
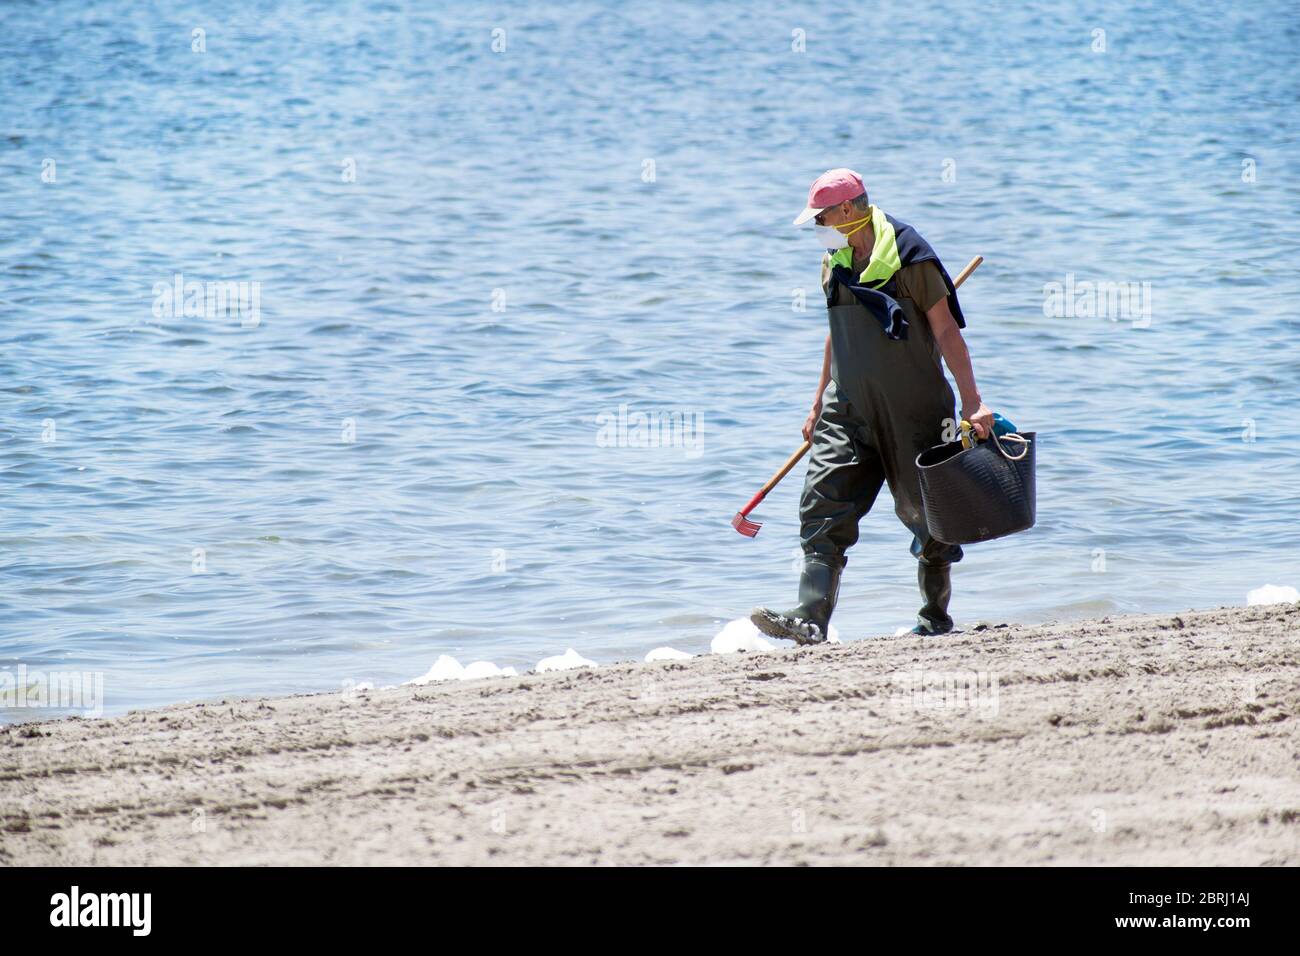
[916,432,1036,545]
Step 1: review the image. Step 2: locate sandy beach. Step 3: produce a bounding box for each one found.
[3,603,1297,866]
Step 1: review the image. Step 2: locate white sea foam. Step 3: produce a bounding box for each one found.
[645,646,693,661]
[406,655,463,684]
[535,648,597,673]
[710,617,841,653]
[405,655,518,685]
[1246,584,1299,606]
[710,618,775,654]
[463,660,519,679]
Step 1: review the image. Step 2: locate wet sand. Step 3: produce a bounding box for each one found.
[3,604,1297,866]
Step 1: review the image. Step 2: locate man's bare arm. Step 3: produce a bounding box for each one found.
[924,296,994,438]
[802,334,832,442]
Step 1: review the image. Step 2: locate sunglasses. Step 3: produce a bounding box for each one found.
[814,195,869,227]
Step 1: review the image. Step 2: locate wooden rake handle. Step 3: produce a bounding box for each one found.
[951,254,984,289]
[738,441,811,518]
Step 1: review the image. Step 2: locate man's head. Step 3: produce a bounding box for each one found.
[794,168,869,228]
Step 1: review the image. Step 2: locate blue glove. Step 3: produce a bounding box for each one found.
[991,412,1019,437]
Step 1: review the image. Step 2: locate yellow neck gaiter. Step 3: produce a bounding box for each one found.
[828,206,901,288]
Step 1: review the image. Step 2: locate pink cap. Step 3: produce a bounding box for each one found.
[793,168,866,225]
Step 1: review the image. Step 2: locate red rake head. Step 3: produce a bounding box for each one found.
[731,511,762,537]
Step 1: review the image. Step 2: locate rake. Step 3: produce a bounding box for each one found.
[731,441,812,536]
[732,254,984,537]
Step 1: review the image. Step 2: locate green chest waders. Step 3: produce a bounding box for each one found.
[825,299,965,635]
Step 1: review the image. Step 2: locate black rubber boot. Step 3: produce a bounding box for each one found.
[912,561,954,635]
[751,557,842,646]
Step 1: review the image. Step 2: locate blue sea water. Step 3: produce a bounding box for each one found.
[2,0,1298,720]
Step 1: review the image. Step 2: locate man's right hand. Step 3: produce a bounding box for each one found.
[802,402,822,443]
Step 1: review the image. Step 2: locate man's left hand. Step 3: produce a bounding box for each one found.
[962,402,995,439]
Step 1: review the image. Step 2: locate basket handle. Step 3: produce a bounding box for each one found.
[960,420,1030,461]
[991,431,1030,461]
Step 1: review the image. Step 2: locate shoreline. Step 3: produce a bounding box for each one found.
[3,603,1297,865]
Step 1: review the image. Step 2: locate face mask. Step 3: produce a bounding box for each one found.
[815,224,847,249]
[814,214,871,249]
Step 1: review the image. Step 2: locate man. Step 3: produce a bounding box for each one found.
[751,168,994,644]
